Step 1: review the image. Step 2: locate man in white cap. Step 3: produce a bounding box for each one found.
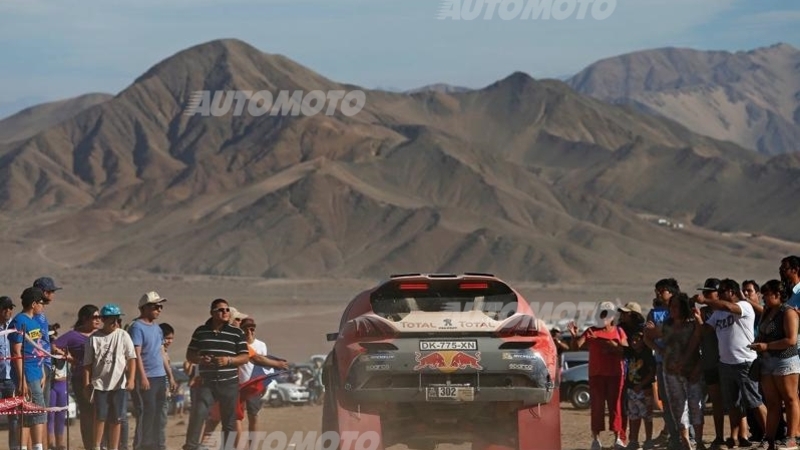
[128,291,170,450]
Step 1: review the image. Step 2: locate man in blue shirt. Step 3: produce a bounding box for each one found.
[0,295,20,450]
[644,278,682,450]
[32,275,62,444]
[9,287,49,450]
[128,291,169,450]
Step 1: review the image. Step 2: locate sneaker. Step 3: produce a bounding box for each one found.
[627,441,642,450]
[591,439,602,450]
[642,440,655,450]
[726,438,737,449]
[740,438,754,448]
[776,439,799,450]
[615,438,627,449]
[709,438,726,449]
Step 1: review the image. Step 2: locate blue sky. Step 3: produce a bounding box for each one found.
[0,0,798,118]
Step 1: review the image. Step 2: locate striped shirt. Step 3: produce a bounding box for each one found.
[187,319,248,382]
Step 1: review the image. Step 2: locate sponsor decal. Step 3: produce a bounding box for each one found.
[501,351,537,360]
[365,364,390,371]
[399,321,493,330]
[413,351,483,372]
[399,322,437,329]
[508,363,533,371]
[358,353,395,362]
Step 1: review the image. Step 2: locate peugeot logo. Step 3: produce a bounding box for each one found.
[443,319,453,327]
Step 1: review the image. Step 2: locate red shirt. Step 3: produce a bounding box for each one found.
[582,326,627,377]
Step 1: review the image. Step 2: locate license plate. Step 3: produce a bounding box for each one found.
[419,340,477,351]
[425,386,475,401]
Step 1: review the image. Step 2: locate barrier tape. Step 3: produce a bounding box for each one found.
[0,396,70,415]
[0,328,66,360]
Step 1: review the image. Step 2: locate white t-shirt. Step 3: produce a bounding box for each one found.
[239,338,269,383]
[84,328,137,391]
[708,301,757,364]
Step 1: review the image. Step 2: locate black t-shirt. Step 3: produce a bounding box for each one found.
[187,319,248,383]
[623,346,656,389]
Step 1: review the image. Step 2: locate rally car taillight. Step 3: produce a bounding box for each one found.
[493,315,540,338]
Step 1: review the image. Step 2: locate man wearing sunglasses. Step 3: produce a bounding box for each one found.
[128,291,169,450]
[9,287,49,450]
[183,299,249,450]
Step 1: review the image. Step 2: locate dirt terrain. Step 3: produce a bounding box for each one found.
[53,402,725,450]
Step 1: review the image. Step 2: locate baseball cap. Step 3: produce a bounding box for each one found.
[595,301,618,325]
[21,287,45,307]
[698,278,721,292]
[241,317,256,328]
[617,302,643,315]
[33,277,61,292]
[229,307,247,321]
[138,291,167,308]
[0,296,14,309]
[100,304,124,317]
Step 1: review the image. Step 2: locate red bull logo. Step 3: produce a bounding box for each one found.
[413,351,482,372]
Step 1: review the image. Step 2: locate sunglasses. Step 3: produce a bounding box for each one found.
[91,314,102,319]
[213,307,230,313]
[149,304,164,310]
[244,326,256,331]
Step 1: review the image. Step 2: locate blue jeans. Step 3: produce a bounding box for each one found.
[183,379,239,450]
[134,376,167,450]
[1,379,20,449]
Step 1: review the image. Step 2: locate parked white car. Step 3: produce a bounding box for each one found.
[263,381,310,407]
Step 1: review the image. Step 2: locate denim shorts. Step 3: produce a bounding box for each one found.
[24,378,47,426]
[761,354,800,376]
[94,389,128,423]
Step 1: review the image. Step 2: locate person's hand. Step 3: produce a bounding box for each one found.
[126,379,135,392]
[16,382,29,399]
[214,356,230,367]
[277,360,290,370]
[694,294,707,305]
[567,321,578,337]
[140,377,151,391]
[200,354,214,367]
[584,328,597,340]
[693,307,704,323]
[169,377,177,393]
[748,342,767,352]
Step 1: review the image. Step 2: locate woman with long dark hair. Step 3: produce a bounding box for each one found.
[54,304,102,450]
[645,293,704,450]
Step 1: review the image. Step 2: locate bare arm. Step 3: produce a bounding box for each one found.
[696,296,742,315]
[133,346,150,390]
[250,354,290,370]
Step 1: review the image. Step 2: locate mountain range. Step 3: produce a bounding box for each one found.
[0,39,798,283]
[567,43,800,155]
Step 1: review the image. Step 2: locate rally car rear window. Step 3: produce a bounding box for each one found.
[369,279,518,321]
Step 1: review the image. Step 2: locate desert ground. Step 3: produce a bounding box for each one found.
[44,400,729,450]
